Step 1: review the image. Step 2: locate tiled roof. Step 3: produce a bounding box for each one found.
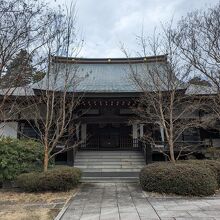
[33,56,168,93]
[185,84,217,95]
[0,86,34,96]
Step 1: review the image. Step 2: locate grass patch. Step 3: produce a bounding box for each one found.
[0,208,59,220]
[0,188,77,220]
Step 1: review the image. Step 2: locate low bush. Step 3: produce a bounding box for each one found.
[181,160,220,186]
[16,166,81,192]
[0,138,45,182]
[139,162,218,196]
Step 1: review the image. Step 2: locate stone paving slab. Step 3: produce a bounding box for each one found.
[60,183,220,220]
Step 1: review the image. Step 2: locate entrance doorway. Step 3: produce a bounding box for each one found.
[86,123,132,150]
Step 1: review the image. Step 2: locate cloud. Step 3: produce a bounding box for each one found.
[46,0,219,58]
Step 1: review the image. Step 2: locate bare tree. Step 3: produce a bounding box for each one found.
[0,0,83,171]
[0,0,51,78]
[169,2,220,128]
[123,28,207,162]
[0,0,55,136]
[23,3,84,171]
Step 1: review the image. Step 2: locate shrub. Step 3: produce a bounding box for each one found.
[181,160,220,186]
[0,138,47,182]
[0,138,46,182]
[139,162,218,196]
[16,166,81,192]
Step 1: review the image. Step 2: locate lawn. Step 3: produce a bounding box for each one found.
[0,188,78,220]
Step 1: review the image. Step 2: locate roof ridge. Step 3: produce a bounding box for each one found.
[52,55,167,64]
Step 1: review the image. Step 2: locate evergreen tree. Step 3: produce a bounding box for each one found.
[3,50,35,87]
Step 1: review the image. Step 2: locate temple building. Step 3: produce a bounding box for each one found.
[0,55,219,178]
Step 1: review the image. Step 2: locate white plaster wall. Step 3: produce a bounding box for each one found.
[0,122,18,138]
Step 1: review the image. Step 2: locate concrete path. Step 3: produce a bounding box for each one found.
[60,183,220,220]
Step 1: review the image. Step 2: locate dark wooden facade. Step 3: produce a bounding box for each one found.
[2,55,219,165]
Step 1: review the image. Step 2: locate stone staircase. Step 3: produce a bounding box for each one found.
[74,150,146,182]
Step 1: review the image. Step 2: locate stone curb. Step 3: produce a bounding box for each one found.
[54,188,79,220]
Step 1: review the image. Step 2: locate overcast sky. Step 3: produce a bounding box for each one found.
[48,0,219,58]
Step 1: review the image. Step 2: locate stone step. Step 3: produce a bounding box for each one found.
[75,159,144,162]
[82,171,140,177]
[76,154,143,159]
[77,150,141,155]
[75,160,144,163]
[78,162,140,165]
[75,165,144,169]
[75,158,145,164]
[76,155,145,158]
[75,150,145,178]
[74,161,145,165]
[81,177,139,183]
[76,154,144,157]
[78,168,141,172]
[76,150,143,154]
[76,151,143,154]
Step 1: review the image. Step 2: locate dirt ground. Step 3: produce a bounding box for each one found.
[0,208,59,220]
[0,188,77,220]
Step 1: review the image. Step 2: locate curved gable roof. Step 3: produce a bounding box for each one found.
[33,55,168,93]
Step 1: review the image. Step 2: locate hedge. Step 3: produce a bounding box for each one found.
[139,162,218,196]
[181,160,220,186]
[0,138,45,182]
[16,166,81,192]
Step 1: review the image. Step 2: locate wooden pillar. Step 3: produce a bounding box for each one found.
[140,124,144,138]
[81,123,87,147]
[76,123,80,141]
[132,123,138,139]
[132,123,138,148]
[160,124,165,143]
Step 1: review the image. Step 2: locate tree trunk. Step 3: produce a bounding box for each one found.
[169,141,175,162]
[44,146,49,172]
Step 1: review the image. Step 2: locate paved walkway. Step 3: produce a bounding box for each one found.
[60,183,220,220]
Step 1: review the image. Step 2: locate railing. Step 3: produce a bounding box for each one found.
[132,138,139,148]
[139,140,207,164]
[66,139,82,166]
[72,144,79,166]
[120,136,134,149]
[151,140,206,151]
[140,141,153,164]
[86,136,100,149]
[81,135,140,150]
